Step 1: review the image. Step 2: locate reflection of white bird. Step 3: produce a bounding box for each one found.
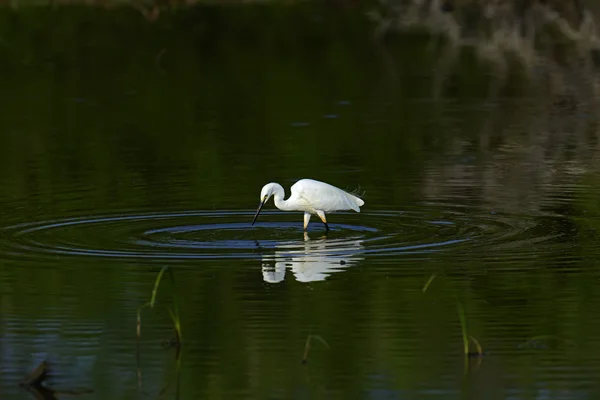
[251,179,364,231]
[262,236,364,283]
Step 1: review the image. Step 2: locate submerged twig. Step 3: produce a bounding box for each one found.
[22,360,49,387]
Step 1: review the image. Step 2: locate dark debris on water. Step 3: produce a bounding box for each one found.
[19,360,94,399]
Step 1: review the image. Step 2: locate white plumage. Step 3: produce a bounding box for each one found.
[251,178,365,231]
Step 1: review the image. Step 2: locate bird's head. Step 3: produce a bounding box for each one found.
[252,183,280,226]
[260,183,279,202]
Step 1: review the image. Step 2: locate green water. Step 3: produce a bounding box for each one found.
[3,3,600,399]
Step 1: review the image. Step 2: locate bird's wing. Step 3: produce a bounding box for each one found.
[293,179,364,212]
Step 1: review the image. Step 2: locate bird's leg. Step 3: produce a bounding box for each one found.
[316,210,329,232]
[303,212,311,231]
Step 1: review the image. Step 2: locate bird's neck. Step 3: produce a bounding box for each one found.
[273,192,293,211]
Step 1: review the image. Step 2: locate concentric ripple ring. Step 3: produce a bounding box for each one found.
[0,209,568,262]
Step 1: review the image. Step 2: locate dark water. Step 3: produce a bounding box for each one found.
[3,3,600,399]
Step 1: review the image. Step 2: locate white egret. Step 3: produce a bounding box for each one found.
[251,178,365,231]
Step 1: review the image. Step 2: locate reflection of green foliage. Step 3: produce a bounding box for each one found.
[0,5,419,211]
[0,3,539,218]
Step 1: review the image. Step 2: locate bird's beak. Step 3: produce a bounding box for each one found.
[252,196,267,226]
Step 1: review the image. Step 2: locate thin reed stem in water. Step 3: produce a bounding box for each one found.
[422,273,437,293]
[301,334,330,364]
[456,300,469,356]
[136,266,180,395]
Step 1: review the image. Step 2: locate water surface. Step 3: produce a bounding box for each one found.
[3,3,600,399]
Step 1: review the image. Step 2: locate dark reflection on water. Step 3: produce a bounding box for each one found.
[4,2,600,399]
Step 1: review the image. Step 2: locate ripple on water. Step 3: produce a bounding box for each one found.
[0,206,572,270]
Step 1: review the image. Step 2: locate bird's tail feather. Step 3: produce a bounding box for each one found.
[347,184,366,199]
[345,185,365,208]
